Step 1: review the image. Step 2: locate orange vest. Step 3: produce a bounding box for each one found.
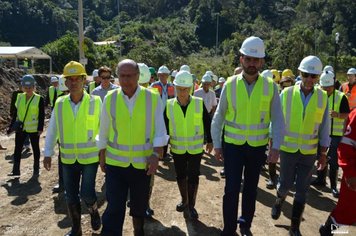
[151,82,175,98]
[341,82,356,110]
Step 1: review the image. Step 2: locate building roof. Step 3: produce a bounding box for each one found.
[0,46,51,59]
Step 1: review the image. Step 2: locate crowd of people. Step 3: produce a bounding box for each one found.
[2,36,356,236]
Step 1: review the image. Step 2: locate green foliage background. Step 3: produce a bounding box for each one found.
[0,0,355,80]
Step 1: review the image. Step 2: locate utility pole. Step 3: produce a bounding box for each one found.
[215,13,219,56]
[331,32,340,135]
[117,0,122,57]
[78,0,86,66]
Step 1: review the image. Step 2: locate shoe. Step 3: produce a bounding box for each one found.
[87,202,101,231]
[220,169,225,178]
[52,184,64,193]
[331,188,339,198]
[271,194,285,220]
[240,227,253,236]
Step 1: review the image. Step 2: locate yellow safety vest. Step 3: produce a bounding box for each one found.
[88,81,96,93]
[105,87,159,169]
[49,86,63,107]
[55,93,101,164]
[16,93,41,133]
[280,86,328,155]
[329,90,345,136]
[166,96,204,154]
[224,74,274,147]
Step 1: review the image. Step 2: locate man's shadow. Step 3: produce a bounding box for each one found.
[145,217,186,236]
[185,218,221,236]
[1,175,42,205]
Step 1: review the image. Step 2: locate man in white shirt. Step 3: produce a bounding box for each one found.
[194,74,218,116]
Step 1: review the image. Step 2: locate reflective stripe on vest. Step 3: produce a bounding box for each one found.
[224,74,273,146]
[16,93,40,133]
[105,88,158,169]
[329,91,345,136]
[167,97,204,154]
[281,86,327,154]
[340,137,356,148]
[56,94,101,164]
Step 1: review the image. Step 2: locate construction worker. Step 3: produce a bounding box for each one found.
[164,71,213,219]
[271,56,330,236]
[91,66,119,101]
[271,69,281,84]
[87,69,101,93]
[323,65,341,90]
[180,64,191,72]
[149,66,156,84]
[97,59,168,236]
[43,61,102,236]
[46,76,63,109]
[23,58,29,73]
[340,68,356,110]
[194,74,217,117]
[171,69,178,83]
[8,75,45,176]
[282,69,295,80]
[319,108,356,236]
[212,36,284,236]
[215,77,226,98]
[311,71,350,198]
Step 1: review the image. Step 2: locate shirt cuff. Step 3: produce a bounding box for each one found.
[96,135,108,150]
[153,135,170,147]
[43,148,55,158]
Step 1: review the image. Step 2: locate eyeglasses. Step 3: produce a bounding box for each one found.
[101,76,111,80]
[301,72,318,79]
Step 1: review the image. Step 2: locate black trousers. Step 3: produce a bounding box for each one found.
[13,131,40,173]
[172,152,202,184]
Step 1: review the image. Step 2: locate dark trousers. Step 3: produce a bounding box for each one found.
[102,165,150,236]
[172,152,202,184]
[222,142,267,234]
[13,131,40,174]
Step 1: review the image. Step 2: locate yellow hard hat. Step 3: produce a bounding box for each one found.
[270,69,280,82]
[63,61,87,78]
[282,69,294,78]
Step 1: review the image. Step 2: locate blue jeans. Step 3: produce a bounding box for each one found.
[101,165,150,236]
[222,142,267,234]
[62,161,98,205]
[278,151,317,204]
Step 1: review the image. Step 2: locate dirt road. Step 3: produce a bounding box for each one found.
[0,132,355,236]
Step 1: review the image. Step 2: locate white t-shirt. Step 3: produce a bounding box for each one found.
[193,88,217,113]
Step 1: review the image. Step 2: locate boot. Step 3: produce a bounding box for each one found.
[329,168,339,198]
[311,168,327,187]
[319,216,334,236]
[271,192,285,220]
[266,163,277,189]
[289,200,305,236]
[176,179,188,212]
[133,217,144,236]
[86,202,101,231]
[65,203,82,236]
[188,183,199,219]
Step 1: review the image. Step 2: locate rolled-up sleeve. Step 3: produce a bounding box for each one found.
[211,85,227,148]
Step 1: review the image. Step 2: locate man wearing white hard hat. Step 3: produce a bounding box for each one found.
[271,55,330,236]
[340,68,356,110]
[323,65,341,91]
[45,75,63,109]
[212,36,284,236]
[150,65,175,105]
[87,69,101,94]
[165,71,213,219]
[215,77,226,98]
[194,74,217,116]
[180,64,191,73]
[311,71,350,198]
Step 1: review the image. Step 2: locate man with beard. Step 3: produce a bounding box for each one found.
[212,36,284,236]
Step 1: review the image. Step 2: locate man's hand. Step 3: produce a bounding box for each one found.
[268,148,279,163]
[99,149,106,173]
[43,157,52,171]
[146,154,159,175]
[205,143,213,154]
[346,177,356,191]
[317,153,327,171]
[214,148,224,161]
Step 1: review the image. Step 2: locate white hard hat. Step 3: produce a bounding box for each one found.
[205,70,214,77]
[171,70,178,77]
[158,65,170,74]
[218,77,226,83]
[92,69,99,77]
[50,76,59,83]
[298,55,323,75]
[261,70,273,79]
[180,64,191,72]
[58,75,69,92]
[212,74,218,82]
[323,65,334,72]
[138,63,150,84]
[239,36,265,58]
[347,68,356,75]
[173,71,193,87]
[319,71,335,87]
[201,74,212,83]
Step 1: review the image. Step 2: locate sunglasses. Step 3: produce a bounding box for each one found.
[101,76,111,80]
[301,72,318,79]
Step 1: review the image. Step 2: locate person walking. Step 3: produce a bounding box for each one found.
[91,66,119,101]
[165,71,213,219]
[43,61,102,236]
[45,76,63,109]
[194,74,218,117]
[319,108,356,236]
[8,75,45,176]
[87,69,101,94]
[97,59,168,236]
[271,56,330,236]
[312,71,350,198]
[211,36,284,236]
[340,68,356,110]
